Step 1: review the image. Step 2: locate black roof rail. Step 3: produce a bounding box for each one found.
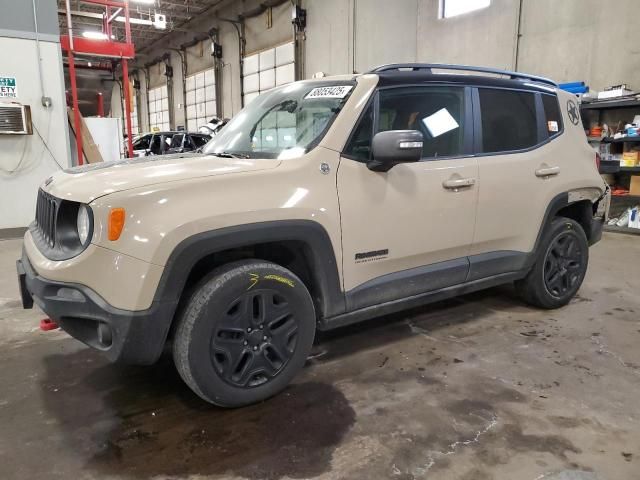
[368,63,558,87]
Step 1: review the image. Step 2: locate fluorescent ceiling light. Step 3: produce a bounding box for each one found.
[443,0,490,18]
[82,31,108,40]
[82,31,115,40]
[115,16,154,25]
[132,0,155,4]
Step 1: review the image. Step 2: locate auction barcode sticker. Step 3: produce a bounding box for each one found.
[305,85,353,99]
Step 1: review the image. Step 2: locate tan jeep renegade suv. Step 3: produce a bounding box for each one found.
[17,64,610,407]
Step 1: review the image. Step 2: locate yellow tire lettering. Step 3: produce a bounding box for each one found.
[263,274,295,288]
[247,273,259,290]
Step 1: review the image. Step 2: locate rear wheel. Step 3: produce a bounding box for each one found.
[173,260,315,407]
[516,217,589,309]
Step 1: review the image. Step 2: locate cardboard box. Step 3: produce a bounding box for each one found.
[630,175,640,196]
[621,151,639,167]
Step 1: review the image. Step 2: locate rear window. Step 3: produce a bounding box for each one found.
[479,89,537,153]
[542,94,563,138]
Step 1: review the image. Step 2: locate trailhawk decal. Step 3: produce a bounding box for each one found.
[247,273,295,290]
[355,249,389,264]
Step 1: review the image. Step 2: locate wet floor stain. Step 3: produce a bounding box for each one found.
[39,351,355,479]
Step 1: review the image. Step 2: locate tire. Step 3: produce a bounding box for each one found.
[516,217,589,309]
[173,260,316,407]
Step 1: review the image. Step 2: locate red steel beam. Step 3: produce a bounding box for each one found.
[61,35,135,59]
[80,0,127,8]
[63,61,113,71]
[96,92,105,117]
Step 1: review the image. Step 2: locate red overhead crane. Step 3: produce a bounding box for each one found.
[61,0,136,163]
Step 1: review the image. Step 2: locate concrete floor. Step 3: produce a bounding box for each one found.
[0,234,638,480]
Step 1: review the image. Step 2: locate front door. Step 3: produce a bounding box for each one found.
[338,85,479,311]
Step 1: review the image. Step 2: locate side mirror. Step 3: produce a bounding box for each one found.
[368,130,423,172]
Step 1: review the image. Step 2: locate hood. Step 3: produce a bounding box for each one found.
[43,153,281,203]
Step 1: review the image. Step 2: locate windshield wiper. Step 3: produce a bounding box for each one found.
[210,151,251,159]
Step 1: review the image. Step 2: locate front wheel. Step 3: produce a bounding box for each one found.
[516,217,589,309]
[173,260,316,407]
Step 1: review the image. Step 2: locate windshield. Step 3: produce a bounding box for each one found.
[203,81,355,159]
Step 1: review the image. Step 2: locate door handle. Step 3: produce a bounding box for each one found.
[535,166,560,177]
[442,177,476,189]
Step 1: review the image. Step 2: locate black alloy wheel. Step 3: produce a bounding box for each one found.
[212,289,298,388]
[515,217,589,309]
[173,260,316,407]
[543,231,584,298]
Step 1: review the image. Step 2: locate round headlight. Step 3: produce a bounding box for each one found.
[77,204,91,246]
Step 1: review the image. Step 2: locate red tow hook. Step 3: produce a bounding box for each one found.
[40,318,59,331]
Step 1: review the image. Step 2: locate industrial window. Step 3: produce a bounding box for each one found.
[441,0,490,18]
[186,67,216,132]
[542,94,563,138]
[148,85,170,131]
[478,89,538,153]
[242,41,295,106]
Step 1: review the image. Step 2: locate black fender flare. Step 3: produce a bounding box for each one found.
[525,191,571,268]
[153,220,346,319]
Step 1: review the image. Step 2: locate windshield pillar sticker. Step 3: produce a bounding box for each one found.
[305,85,353,99]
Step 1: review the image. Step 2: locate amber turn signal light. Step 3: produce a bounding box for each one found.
[108,208,126,241]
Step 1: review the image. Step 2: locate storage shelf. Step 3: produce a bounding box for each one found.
[611,194,640,199]
[601,136,640,144]
[599,164,640,174]
[604,225,640,236]
[581,98,640,110]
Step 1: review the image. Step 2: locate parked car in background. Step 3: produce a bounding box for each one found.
[130,131,211,157]
[198,116,230,137]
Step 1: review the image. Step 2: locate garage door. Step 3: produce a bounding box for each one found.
[148,85,170,131]
[242,41,295,106]
[186,67,216,132]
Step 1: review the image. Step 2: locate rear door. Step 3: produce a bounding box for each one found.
[337,85,479,310]
[468,87,565,279]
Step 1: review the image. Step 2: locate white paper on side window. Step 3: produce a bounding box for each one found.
[305,85,353,99]
[422,108,459,138]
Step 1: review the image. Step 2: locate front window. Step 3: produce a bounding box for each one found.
[203,81,355,159]
[344,86,466,161]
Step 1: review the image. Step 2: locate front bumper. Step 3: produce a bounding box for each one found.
[17,251,175,365]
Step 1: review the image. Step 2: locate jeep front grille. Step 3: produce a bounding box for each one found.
[35,189,58,248]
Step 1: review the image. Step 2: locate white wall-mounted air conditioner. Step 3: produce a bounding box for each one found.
[0,104,32,135]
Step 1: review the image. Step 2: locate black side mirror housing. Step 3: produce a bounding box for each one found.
[368,130,424,172]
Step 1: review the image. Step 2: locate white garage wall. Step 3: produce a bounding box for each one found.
[0,37,70,230]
